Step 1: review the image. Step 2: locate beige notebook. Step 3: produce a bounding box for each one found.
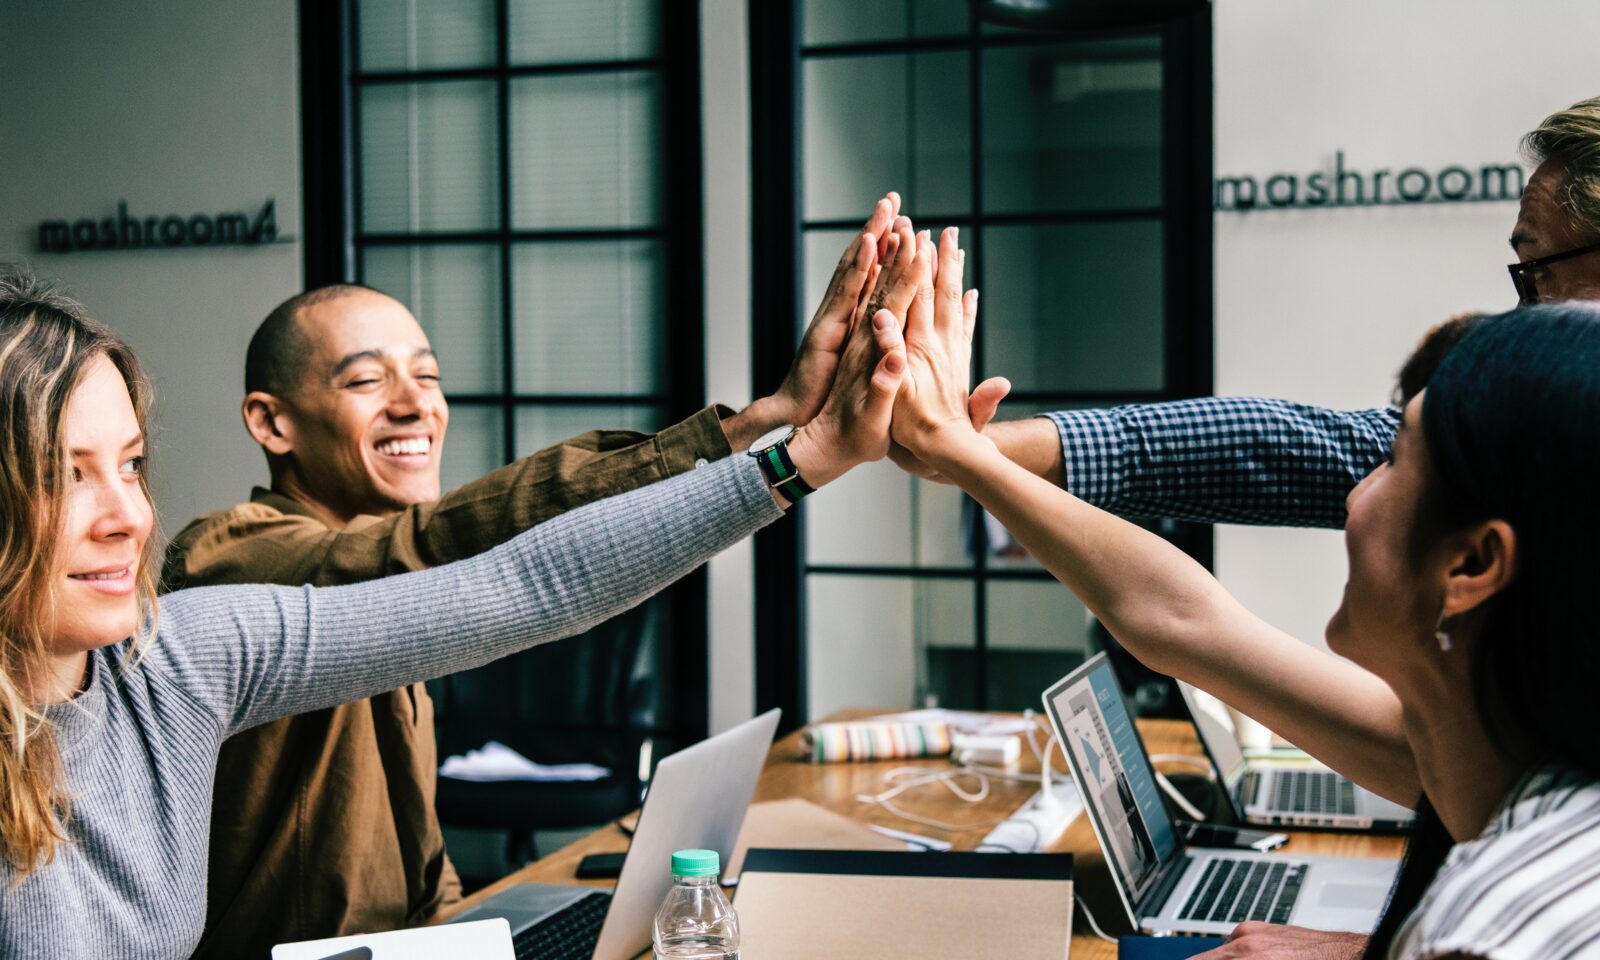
[724,798,905,880]
[733,849,1074,959]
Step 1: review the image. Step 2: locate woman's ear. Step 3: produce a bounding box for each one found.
[242,392,295,456]
[1440,519,1516,618]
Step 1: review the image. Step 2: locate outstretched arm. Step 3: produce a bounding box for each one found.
[889,227,1419,805]
[892,392,1399,532]
[156,222,923,737]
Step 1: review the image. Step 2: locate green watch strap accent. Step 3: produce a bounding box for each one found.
[754,435,813,501]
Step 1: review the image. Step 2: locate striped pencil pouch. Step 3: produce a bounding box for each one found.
[803,720,953,762]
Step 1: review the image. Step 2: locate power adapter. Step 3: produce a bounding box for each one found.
[953,733,1022,767]
[979,780,1081,853]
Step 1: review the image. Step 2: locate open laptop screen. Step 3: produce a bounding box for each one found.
[1176,680,1249,807]
[1043,655,1177,905]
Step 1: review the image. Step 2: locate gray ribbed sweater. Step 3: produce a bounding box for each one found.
[0,455,781,960]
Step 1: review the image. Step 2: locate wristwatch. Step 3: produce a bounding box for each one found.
[748,424,815,504]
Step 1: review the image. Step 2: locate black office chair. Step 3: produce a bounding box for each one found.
[431,600,666,885]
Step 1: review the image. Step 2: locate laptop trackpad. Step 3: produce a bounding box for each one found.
[1316,882,1387,911]
[449,883,596,931]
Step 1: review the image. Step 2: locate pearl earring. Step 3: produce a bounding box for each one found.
[1435,616,1452,652]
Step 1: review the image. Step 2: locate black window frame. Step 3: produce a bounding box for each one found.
[749,1,1214,730]
[299,0,710,747]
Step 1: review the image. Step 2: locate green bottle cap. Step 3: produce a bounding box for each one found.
[670,849,720,877]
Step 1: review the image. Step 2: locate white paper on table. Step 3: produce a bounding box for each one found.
[874,708,1036,737]
[438,740,610,782]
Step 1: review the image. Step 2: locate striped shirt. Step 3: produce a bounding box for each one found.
[1391,767,1600,959]
[1043,398,1399,528]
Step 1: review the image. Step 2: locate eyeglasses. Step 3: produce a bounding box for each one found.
[1507,239,1600,305]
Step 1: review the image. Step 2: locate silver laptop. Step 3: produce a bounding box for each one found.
[1177,680,1415,832]
[447,709,782,960]
[1042,655,1396,937]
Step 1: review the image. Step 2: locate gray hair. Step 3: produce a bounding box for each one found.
[1523,96,1600,239]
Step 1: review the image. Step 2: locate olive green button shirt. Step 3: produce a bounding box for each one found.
[161,406,733,959]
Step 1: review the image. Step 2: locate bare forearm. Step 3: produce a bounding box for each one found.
[987,417,1065,485]
[927,433,1420,803]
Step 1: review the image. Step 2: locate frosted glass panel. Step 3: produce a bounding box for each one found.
[510,72,663,229]
[358,0,495,72]
[361,81,499,232]
[803,53,970,221]
[982,222,1164,393]
[806,575,973,719]
[805,461,970,568]
[802,0,967,45]
[983,40,1163,214]
[440,404,504,493]
[985,580,1092,710]
[988,581,1090,652]
[514,404,662,456]
[362,244,503,394]
[509,0,658,64]
[512,240,665,394]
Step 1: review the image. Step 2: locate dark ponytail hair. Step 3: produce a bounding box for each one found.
[1364,303,1600,957]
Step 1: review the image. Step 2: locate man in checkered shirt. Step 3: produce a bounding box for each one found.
[903,99,1600,536]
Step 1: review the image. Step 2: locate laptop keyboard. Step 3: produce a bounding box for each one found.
[512,891,610,960]
[1274,769,1358,816]
[1177,858,1307,925]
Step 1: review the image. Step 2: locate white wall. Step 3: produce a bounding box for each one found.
[1211,0,1599,650]
[0,0,302,529]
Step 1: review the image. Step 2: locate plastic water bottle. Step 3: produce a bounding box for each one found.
[651,849,740,959]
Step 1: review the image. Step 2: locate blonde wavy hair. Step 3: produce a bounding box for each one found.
[1524,95,1600,238]
[0,271,159,878]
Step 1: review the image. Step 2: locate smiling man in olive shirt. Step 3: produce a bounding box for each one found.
[163,197,901,957]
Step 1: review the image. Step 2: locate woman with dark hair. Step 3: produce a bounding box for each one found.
[887,229,1600,958]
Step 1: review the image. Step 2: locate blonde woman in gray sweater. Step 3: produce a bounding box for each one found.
[0,220,960,959]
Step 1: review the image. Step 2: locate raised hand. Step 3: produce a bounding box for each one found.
[889,227,996,462]
[887,370,1010,482]
[780,217,926,490]
[722,194,901,451]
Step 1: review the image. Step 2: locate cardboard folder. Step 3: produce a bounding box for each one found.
[734,849,1074,960]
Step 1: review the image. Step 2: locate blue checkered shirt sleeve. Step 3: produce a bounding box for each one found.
[1042,398,1400,529]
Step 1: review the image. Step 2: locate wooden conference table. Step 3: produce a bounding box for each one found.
[440,710,1406,959]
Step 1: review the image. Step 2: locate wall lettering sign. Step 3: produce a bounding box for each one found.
[1215,152,1525,211]
[37,199,280,252]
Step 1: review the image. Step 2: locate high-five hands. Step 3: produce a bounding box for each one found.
[781,215,927,492]
[722,193,903,452]
[741,201,1010,501]
[885,226,1009,468]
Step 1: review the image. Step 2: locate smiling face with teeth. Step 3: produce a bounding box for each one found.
[249,289,449,525]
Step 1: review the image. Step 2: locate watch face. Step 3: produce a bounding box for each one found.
[749,424,797,453]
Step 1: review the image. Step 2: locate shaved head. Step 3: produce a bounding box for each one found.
[246,284,378,396]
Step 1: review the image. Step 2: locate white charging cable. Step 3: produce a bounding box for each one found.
[856,711,1069,833]
[854,766,1015,832]
[1149,753,1215,822]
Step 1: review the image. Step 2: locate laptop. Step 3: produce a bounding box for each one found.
[1042,655,1397,937]
[272,918,513,959]
[445,709,782,960]
[1176,680,1415,832]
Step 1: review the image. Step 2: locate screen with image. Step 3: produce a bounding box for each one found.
[1047,658,1177,903]
[1178,680,1247,784]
